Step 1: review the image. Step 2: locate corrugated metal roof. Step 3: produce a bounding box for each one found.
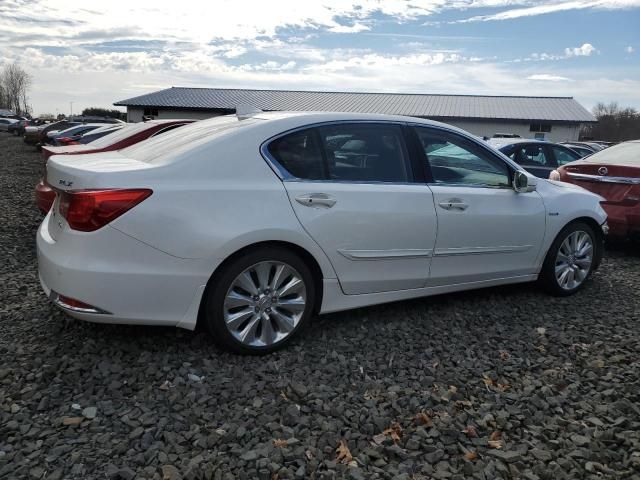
[115,87,596,122]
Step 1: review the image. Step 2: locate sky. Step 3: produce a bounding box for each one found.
[1,0,639,117]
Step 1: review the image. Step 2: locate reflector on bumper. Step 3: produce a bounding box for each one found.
[51,291,110,314]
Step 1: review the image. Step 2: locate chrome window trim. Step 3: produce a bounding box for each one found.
[427,182,513,190]
[260,120,414,184]
[566,172,640,185]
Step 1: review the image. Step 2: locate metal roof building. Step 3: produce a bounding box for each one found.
[115,87,596,141]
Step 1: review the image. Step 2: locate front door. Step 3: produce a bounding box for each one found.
[266,122,438,294]
[412,126,546,286]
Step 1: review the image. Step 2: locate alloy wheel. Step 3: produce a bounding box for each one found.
[555,230,593,290]
[223,261,307,347]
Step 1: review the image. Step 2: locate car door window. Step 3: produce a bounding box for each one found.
[413,127,510,187]
[267,128,325,180]
[318,124,409,182]
[267,124,410,183]
[551,146,581,165]
[516,144,550,167]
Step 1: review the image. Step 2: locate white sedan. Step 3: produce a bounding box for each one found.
[38,112,608,354]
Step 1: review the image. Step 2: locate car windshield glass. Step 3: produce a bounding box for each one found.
[124,116,261,164]
[86,122,153,148]
[582,142,640,166]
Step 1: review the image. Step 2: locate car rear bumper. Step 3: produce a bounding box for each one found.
[37,212,212,330]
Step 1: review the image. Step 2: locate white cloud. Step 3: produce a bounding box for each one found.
[627,45,635,53]
[565,43,597,57]
[456,0,640,23]
[222,46,248,59]
[527,74,572,81]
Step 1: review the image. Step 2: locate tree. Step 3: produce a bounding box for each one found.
[81,107,126,120]
[0,62,32,116]
[581,102,640,142]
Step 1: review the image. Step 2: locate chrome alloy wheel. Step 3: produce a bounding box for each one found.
[223,261,307,347]
[555,230,593,290]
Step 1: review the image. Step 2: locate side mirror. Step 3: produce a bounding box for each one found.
[513,171,536,193]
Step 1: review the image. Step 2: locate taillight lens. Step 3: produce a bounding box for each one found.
[58,189,152,232]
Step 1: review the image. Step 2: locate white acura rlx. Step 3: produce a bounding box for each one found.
[38,112,608,354]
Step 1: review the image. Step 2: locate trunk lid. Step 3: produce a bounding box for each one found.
[46,151,156,192]
[562,162,640,203]
[46,152,158,241]
[42,144,92,162]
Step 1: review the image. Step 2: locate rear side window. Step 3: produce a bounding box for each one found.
[319,124,408,182]
[267,129,325,180]
[267,123,409,183]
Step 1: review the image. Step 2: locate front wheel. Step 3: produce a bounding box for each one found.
[204,247,316,354]
[539,222,598,296]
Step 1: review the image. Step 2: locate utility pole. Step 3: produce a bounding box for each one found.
[70,101,74,119]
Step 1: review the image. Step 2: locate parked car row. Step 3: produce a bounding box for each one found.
[35,119,194,212]
[36,110,614,354]
[21,116,124,148]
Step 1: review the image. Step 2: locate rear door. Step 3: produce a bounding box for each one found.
[269,122,438,294]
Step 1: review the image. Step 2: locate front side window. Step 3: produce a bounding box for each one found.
[515,144,551,167]
[413,127,510,187]
[318,124,408,182]
[551,146,580,165]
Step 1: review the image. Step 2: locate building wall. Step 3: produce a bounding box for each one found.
[125,107,582,142]
[443,119,581,142]
[126,107,223,123]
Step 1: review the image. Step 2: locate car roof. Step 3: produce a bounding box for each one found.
[487,138,547,148]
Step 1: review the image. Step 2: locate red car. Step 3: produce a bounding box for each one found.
[551,140,640,240]
[36,119,194,212]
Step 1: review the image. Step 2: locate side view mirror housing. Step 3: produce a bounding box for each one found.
[513,171,537,193]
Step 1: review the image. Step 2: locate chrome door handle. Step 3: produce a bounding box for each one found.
[295,193,336,208]
[438,200,468,211]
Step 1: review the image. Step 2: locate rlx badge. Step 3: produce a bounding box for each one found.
[59,179,73,187]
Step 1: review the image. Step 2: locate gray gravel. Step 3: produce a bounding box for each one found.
[1,132,639,479]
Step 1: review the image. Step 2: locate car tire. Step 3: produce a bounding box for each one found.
[539,221,599,296]
[204,247,316,355]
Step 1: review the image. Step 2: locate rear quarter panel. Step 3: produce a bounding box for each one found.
[108,127,337,280]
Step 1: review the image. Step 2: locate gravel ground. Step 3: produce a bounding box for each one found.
[1,132,639,480]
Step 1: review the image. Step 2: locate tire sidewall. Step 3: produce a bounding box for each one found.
[205,247,316,355]
[541,221,597,296]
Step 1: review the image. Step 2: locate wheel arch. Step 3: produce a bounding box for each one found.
[196,240,326,329]
[547,215,605,271]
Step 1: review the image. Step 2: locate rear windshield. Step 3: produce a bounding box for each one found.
[582,142,640,166]
[123,115,262,164]
[86,122,154,148]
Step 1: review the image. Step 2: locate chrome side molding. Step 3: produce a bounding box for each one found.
[566,172,640,185]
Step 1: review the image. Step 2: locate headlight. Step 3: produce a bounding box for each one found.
[549,170,561,181]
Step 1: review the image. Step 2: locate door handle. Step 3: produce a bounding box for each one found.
[295,193,337,208]
[438,200,468,211]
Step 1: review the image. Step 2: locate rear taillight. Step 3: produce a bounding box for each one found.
[58,189,152,232]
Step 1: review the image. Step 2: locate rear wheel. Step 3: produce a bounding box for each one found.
[204,247,316,354]
[539,222,597,296]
